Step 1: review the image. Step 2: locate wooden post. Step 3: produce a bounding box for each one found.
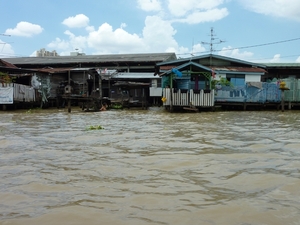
[281,90,285,112]
[98,73,102,99]
[68,99,71,113]
[278,81,290,112]
[67,70,71,113]
[170,75,173,112]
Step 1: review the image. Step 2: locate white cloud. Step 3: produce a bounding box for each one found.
[87,23,146,54]
[191,43,206,54]
[62,14,90,28]
[46,0,230,56]
[120,23,127,29]
[137,0,162,12]
[5,22,43,37]
[143,16,178,52]
[270,54,281,63]
[86,26,95,32]
[218,46,254,60]
[238,0,300,21]
[47,38,70,51]
[136,0,228,24]
[48,15,188,55]
[47,30,87,55]
[0,40,15,57]
[175,8,229,24]
[175,43,206,58]
[296,56,300,63]
[168,0,225,17]
[30,51,37,57]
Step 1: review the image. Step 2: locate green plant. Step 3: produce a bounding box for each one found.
[0,72,15,83]
[211,76,233,89]
[86,125,104,130]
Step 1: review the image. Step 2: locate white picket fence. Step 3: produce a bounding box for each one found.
[163,88,215,107]
[0,83,36,103]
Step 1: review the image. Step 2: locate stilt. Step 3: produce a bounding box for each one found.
[68,99,71,113]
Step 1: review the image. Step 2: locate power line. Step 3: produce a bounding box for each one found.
[251,54,300,62]
[216,37,300,52]
[177,37,300,56]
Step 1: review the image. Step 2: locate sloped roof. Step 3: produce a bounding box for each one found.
[2,52,177,65]
[262,63,300,68]
[159,61,212,76]
[157,54,266,68]
[211,66,266,74]
[0,59,18,68]
[159,61,266,76]
[0,59,36,74]
[113,81,150,87]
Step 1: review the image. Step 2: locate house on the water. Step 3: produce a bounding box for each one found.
[156,54,282,111]
[262,63,300,105]
[2,52,300,111]
[2,53,176,110]
[0,59,43,110]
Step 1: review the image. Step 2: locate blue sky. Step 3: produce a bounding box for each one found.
[1,0,300,63]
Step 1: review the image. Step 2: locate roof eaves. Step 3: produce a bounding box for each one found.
[157,54,267,68]
[159,61,211,76]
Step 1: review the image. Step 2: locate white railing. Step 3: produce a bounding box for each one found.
[163,88,215,107]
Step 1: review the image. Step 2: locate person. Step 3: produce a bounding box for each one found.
[100,103,108,111]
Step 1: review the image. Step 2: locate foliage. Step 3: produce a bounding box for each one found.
[211,76,233,89]
[86,125,104,130]
[0,72,15,83]
[110,102,123,109]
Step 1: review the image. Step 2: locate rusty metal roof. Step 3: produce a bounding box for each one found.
[113,81,150,87]
[0,59,18,68]
[211,66,267,73]
[157,54,266,68]
[34,67,77,73]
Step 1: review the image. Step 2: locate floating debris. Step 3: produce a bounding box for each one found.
[86,125,104,130]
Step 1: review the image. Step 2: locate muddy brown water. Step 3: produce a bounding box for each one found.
[0,107,300,225]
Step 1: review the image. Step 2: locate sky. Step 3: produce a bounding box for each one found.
[1,0,300,63]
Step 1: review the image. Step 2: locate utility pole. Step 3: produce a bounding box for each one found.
[201,27,225,66]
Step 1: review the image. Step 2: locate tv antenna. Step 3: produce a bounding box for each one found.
[201,27,225,66]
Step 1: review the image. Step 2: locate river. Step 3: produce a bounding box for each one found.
[0,107,300,225]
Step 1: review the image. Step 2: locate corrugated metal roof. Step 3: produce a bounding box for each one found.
[2,52,177,65]
[111,72,157,79]
[157,54,266,68]
[159,61,266,77]
[113,81,150,87]
[33,67,75,73]
[0,59,18,68]
[212,66,266,73]
[31,67,101,74]
[262,63,300,68]
[159,61,211,76]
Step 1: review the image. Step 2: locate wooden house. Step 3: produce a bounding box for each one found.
[157,60,215,111]
[156,54,268,111]
[3,53,176,111]
[0,59,42,110]
[261,63,300,104]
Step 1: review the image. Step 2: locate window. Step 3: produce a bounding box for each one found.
[226,74,245,86]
